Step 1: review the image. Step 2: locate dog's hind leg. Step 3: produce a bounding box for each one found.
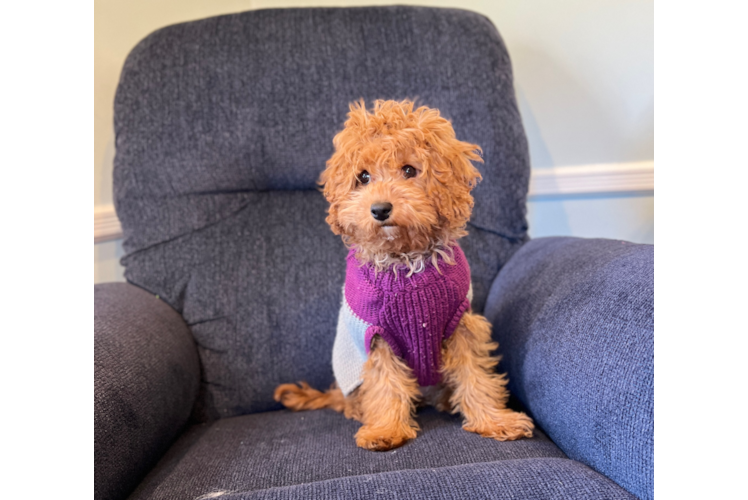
[441,311,534,441]
[274,382,346,413]
[354,336,420,451]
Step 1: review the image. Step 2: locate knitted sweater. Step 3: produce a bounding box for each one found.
[332,245,472,396]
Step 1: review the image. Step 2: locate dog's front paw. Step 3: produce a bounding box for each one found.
[463,409,534,441]
[355,425,416,451]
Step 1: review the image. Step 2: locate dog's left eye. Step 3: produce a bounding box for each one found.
[402,165,417,179]
[357,170,371,186]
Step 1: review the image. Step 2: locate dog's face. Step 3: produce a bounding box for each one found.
[320,100,483,257]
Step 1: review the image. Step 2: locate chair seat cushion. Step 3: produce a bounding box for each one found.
[128,408,634,499]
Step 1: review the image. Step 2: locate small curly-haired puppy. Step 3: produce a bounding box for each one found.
[275,99,533,451]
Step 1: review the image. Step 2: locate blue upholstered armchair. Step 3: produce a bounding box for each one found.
[94,7,653,500]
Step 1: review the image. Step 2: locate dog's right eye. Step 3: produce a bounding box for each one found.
[357,171,371,186]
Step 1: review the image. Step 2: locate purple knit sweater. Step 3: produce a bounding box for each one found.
[335,244,472,390]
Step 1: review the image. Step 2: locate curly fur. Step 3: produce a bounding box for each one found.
[275,99,533,450]
[320,99,482,272]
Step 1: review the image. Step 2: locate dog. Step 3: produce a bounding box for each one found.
[274,99,533,451]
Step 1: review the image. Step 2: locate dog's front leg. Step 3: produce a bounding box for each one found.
[354,336,420,451]
[441,312,534,441]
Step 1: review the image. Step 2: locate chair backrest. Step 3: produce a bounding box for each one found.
[114,6,531,421]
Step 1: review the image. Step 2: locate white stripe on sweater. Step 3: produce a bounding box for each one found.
[332,289,371,396]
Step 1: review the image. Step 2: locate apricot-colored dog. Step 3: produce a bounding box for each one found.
[275,99,533,451]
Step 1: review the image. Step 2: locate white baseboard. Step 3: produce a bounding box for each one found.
[93,161,654,243]
[94,205,123,243]
[528,160,654,198]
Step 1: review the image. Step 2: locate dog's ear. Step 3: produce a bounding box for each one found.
[416,109,483,229]
[449,141,483,194]
[318,147,356,235]
[319,101,370,234]
[319,150,351,235]
[429,142,482,230]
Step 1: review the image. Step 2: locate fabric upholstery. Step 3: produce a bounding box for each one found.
[113,6,531,421]
[217,460,636,500]
[128,407,631,500]
[484,237,654,500]
[95,283,201,500]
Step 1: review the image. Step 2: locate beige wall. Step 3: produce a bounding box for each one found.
[94,239,125,283]
[94,0,653,283]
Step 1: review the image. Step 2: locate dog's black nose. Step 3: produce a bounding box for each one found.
[371,202,393,221]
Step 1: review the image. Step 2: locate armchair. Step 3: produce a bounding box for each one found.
[95,7,653,499]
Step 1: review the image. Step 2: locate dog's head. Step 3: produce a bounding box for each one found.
[320,100,482,263]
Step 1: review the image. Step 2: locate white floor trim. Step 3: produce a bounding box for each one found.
[528,160,654,198]
[94,205,123,243]
[93,161,654,243]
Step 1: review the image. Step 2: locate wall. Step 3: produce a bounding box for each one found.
[94,240,125,283]
[94,0,653,283]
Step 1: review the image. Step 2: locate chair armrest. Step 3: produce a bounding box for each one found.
[484,237,653,500]
[95,283,200,500]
